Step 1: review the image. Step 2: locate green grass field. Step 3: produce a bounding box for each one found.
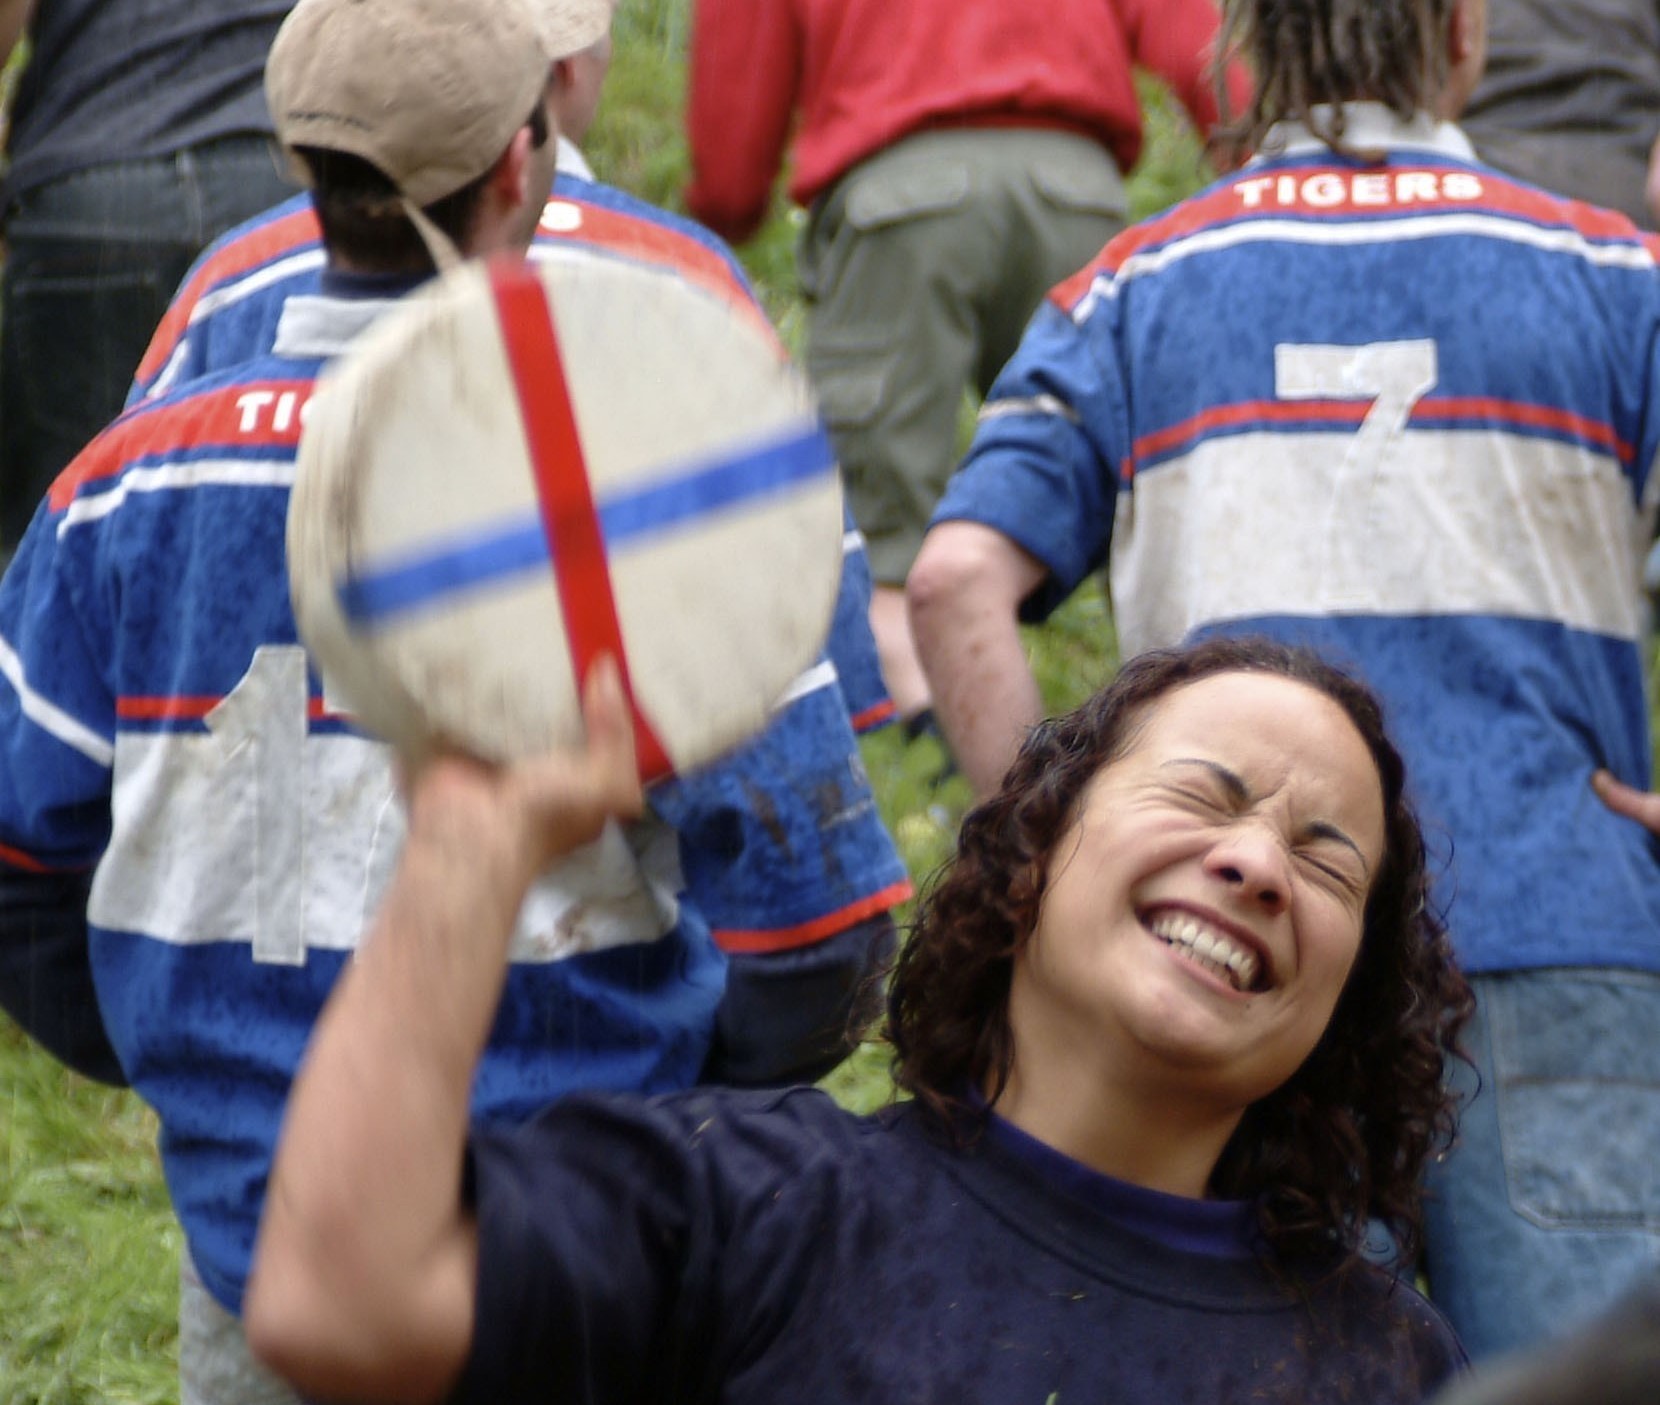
[0,6,1208,1399]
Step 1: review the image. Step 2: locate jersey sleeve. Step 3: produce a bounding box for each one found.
[0,499,118,870]
[0,490,122,1079]
[650,680,911,956]
[647,673,911,1084]
[932,291,1130,621]
[828,505,898,733]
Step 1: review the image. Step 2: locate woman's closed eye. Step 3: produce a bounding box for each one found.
[1167,782,1233,815]
[1294,843,1367,896]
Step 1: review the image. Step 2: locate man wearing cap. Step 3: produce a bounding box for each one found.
[125,0,896,733]
[117,0,908,1057]
[0,1,905,1403]
[117,0,909,994]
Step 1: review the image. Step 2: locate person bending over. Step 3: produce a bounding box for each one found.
[246,637,1472,1404]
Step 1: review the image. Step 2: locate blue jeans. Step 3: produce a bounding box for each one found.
[0,135,296,551]
[1423,970,1660,1360]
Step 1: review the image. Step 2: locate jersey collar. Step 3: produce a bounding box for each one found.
[1256,103,1477,163]
[556,135,594,181]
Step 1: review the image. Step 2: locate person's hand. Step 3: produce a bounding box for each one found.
[403,657,644,887]
[1591,769,1660,837]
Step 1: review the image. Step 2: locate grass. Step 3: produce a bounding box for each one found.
[0,5,1209,1399]
[0,1024,178,1405]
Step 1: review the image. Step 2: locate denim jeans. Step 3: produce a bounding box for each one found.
[0,135,296,551]
[1423,969,1660,1360]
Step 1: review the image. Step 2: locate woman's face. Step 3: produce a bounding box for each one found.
[1009,671,1387,1112]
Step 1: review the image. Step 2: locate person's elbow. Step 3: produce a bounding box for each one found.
[243,1245,346,1396]
[907,521,1030,647]
[244,1214,473,1404]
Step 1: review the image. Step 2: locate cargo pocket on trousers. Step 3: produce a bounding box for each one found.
[1031,161,1128,220]
[845,159,972,231]
[1489,972,1660,1230]
[810,353,889,438]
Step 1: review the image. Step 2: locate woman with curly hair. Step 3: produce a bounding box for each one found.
[246,639,1473,1405]
[890,635,1469,1277]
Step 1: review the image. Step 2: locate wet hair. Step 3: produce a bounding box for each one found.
[886,636,1472,1269]
[1217,0,1456,158]
[298,97,549,272]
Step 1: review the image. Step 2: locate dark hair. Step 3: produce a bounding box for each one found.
[1217,0,1456,158]
[886,636,1472,1268]
[299,98,549,272]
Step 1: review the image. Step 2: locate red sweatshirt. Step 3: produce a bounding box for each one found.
[684,0,1250,244]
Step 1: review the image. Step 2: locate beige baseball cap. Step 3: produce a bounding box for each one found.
[266,0,549,208]
[533,0,614,61]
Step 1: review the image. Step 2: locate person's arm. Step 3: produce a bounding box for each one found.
[1592,768,1660,835]
[908,522,1050,797]
[653,661,910,1085]
[0,863,123,1083]
[0,0,34,72]
[245,663,642,1404]
[1119,0,1253,142]
[683,0,801,243]
[0,508,123,1081]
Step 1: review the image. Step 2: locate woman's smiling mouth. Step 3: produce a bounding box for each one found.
[1143,908,1267,993]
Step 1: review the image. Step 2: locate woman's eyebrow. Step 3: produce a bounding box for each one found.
[1162,759,1369,873]
[1161,757,1249,803]
[1303,819,1370,876]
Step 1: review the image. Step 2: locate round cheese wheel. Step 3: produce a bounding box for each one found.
[287,253,844,779]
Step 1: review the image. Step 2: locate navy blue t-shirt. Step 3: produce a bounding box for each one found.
[3,0,293,207]
[455,1087,1467,1404]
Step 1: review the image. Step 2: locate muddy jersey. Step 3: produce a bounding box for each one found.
[937,104,1660,975]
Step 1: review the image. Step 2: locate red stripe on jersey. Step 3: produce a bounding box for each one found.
[0,839,56,873]
[1049,183,1253,311]
[1135,400,1368,459]
[489,259,674,783]
[1049,254,1113,316]
[117,693,352,724]
[117,696,218,720]
[850,698,898,733]
[713,879,914,954]
[1051,164,1654,315]
[307,697,358,724]
[50,379,314,511]
[1134,395,1629,465]
[1427,396,1631,461]
[536,198,780,351]
[135,209,323,381]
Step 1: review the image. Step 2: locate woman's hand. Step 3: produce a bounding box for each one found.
[403,656,645,892]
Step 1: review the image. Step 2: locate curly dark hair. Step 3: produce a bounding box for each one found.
[886,636,1472,1269]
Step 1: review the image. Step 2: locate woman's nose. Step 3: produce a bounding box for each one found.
[1204,824,1290,914]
